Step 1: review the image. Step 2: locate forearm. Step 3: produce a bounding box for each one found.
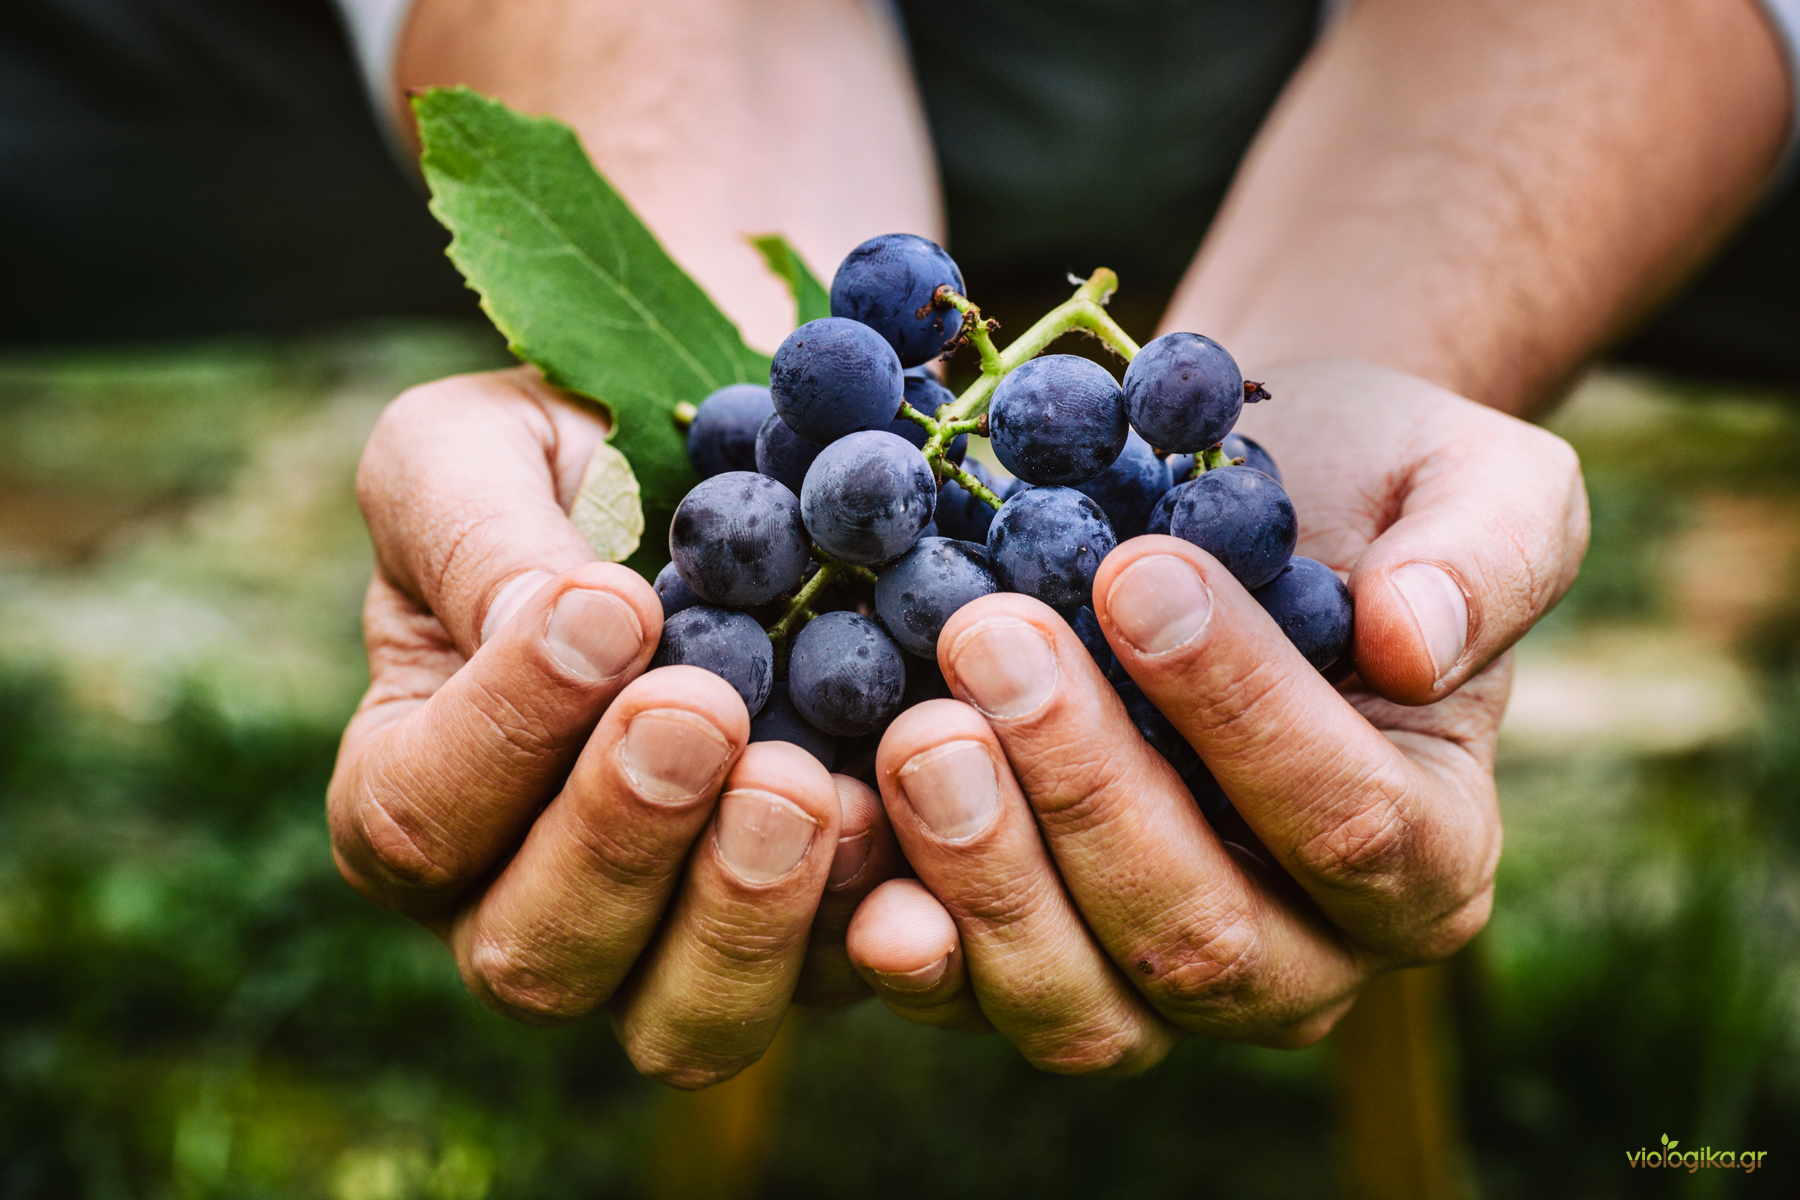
[1167,0,1790,417]
[394,0,940,348]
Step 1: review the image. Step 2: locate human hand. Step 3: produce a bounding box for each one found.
[328,367,900,1087]
[844,359,1588,1068]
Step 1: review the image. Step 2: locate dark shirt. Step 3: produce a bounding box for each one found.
[4,0,1798,384]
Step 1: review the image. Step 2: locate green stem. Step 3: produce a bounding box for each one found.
[766,564,836,640]
[895,401,937,434]
[943,461,1006,510]
[937,289,1003,374]
[937,268,1136,426]
[672,401,699,430]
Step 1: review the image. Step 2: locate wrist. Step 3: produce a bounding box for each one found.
[1159,262,1545,418]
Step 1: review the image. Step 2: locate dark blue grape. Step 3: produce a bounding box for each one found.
[685,383,773,478]
[903,660,954,706]
[1145,483,1181,536]
[754,411,824,493]
[989,354,1127,485]
[1167,465,1297,589]
[1123,332,1249,452]
[669,471,811,607]
[874,536,1000,657]
[828,233,966,367]
[788,611,907,737]
[1114,679,1229,822]
[652,606,774,715]
[834,732,883,787]
[653,561,703,618]
[770,317,904,443]
[895,369,967,463]
[1252,556,1353,673]
[986,486,1117,610]
[935,461,1002,543]
[1223,433,1280,482]
[1168,434,1281,485]
[749,689,838,768]
[1074,430,1171,539]
[1067,606,1117,678]
[800,430,937,565]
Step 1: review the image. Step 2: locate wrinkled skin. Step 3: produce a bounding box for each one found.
[842,359,1590,1069]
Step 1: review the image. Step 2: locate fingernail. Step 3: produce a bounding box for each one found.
[826,830,873,891]
[1391,563,1468,681]
[545,588,642,682]
[899,740,999,843]
[874,954,949,994]
[1105,554,1212,655]
[617,709,732,806]
[947,617,1056,719]
[482,570,553,643]
[715,788,819,885]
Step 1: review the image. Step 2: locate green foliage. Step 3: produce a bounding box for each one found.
[7,316,1800,1197]
[749,234,832,325]
[414,86,770,576]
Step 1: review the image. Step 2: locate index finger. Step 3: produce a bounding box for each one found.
[1093,537,1500,962]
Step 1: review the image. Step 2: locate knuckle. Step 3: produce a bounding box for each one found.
[1139,908,1266,1024]
[686,905,805,971]
[1024,743,1132,833]
[1179,658,1297,759]
[944,872,1048,932]
[1022,1023,1148,1077]
[357,384,442,515]
[561,809,683,891]
[466,935,598,1024]
[1531,425,1582,481]
[1255,1005,1352,1050]
[351,779,463,894]
[465,675,564,764]
[624,1033,749,1091]
[1399,883,1495,965]
[1290,776,1418,902]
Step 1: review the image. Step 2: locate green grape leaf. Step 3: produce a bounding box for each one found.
[570,440,645,562]
[749,234,832,325]
[413,85,770,577]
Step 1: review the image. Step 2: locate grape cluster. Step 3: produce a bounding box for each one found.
[656,232,1352,796]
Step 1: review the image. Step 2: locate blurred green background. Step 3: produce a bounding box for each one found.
[1,324,1796,1199]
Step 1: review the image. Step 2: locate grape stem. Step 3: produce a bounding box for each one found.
[766,269,1139,638]
[914,268,1139,501]
[766,563,838,640]
[765,555,881,640]
[936,268,1139,427]
[1183,444,1238,481]
[941,461,1006,508]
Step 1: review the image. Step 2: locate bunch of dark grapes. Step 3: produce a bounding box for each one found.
[653,233,1352,796]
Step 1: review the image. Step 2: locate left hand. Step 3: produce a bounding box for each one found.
[843,358,1589,1070]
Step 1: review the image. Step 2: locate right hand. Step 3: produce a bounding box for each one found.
[328,367,899,1088]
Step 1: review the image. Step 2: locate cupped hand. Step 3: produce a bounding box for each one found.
[845,359,1588,1069]
[327,367,899,1087]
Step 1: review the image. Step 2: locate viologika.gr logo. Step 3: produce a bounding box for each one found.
[1626,1133,1768,1174]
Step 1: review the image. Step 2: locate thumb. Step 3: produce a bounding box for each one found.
[1350,430,1589,705]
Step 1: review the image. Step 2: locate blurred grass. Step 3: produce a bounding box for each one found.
[1,328,1796,1198]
